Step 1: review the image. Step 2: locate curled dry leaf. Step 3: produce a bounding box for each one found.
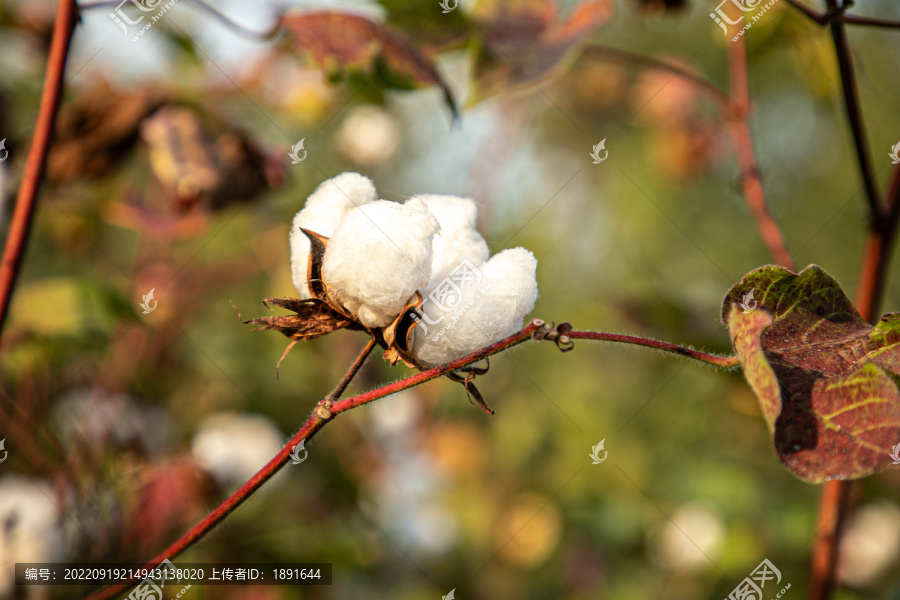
[723,265,900,483]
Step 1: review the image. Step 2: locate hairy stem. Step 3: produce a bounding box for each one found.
[726,35,795,270]
[566,330,740,368]
[81,320,737,600]
[0,0,77,337]
[324,337,377,401]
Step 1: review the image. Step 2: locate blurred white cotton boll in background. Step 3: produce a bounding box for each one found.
[51,388,173,455]
[191,412,286,490]
[336,104,400,167]
[646,502,724,571]
[414,194,490,295]
[290,172,377,298]
[411,247,538,367]
[323,198,438,328]
[0,476,66,600]
[838,500,900,588]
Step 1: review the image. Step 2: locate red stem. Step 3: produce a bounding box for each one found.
[0,0,78,336]
[806,2,900,596]
[726,35,796,271]
[80,320,738,600]
[566,330,740,368]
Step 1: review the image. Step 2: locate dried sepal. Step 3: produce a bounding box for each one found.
[245,297,364,341]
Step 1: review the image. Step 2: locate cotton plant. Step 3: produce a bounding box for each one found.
[248,172,539,411]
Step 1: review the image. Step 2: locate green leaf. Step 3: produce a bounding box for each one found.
[722,265,900,483]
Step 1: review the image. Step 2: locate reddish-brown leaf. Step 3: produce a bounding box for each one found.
[723,265,900,483]
[280,11,455,112]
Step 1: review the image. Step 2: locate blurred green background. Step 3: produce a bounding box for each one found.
[1,0,900,598]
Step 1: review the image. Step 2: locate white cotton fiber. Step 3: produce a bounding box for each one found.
[410,247,538,367]
[323,198,439,328]
[414,194,490,296]
[290,172,377,298]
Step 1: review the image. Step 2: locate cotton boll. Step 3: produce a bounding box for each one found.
[411,247,538,367]
[323,199,439,328]
[289,172,377,297]
[414,194,490,295]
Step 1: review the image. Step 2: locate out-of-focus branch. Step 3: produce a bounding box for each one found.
[584,45,729,106]
[0,0,78,337]
[856,160,900,321]
[726,35,796,270]
[586,40,796,270]
[825,0,882,222]
[785,0,900,28]
[808,3,900,597]
[77,0,281,40]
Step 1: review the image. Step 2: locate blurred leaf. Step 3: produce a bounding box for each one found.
[11,278,84,336]
[723,265,900,483]
[280,11,456,113]
[48,83,168,184]
[377,0,474,52]
[140,105,286,212]
[468,0,614,105]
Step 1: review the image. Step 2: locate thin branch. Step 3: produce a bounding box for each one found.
[0,0,78,336]
[324,336,376,402]
[841,13,900,29]
[584,45,729,107]
[785,0,829,24]
[726,35,796,270]
[81,320,738,600]
[786,0,900,28]
[825,0,883,222]
[77,0,281,40]
[807,3,898,595]
[586,41,795,269]
[566,330,740,368]
[808,479,849,600]
[856,160,900,319]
